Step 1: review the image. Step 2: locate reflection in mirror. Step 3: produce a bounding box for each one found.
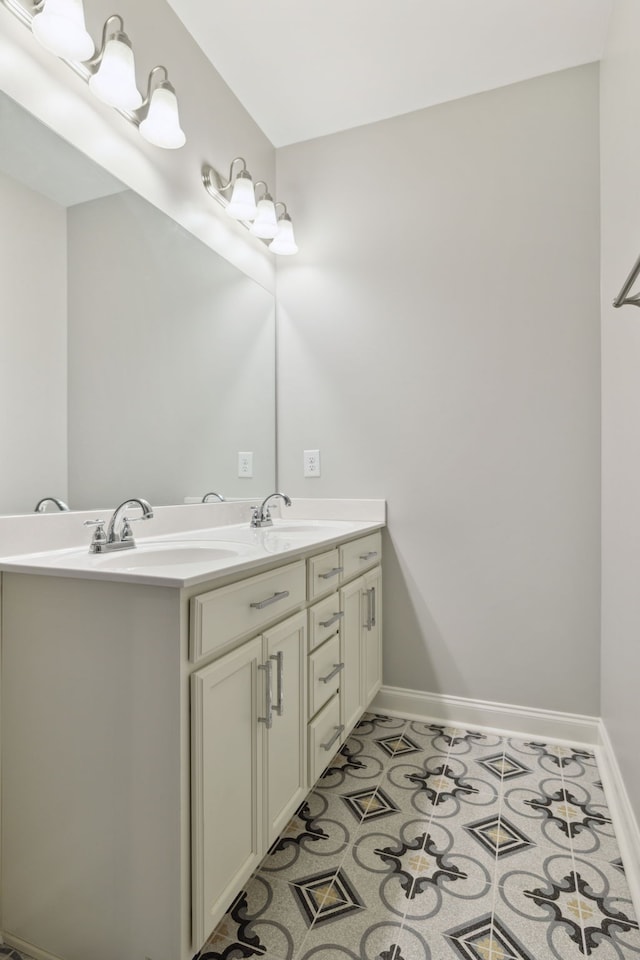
[0,89,276,515]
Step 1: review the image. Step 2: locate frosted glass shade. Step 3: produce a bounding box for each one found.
[226,172,257,220]
[139,84,186,149]
[250,196,279,239]
[88,35,142,110]
[269,216,298,255]
[32,0,94,61]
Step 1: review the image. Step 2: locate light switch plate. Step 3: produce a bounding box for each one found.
[303,449,321,477]
[238,451,253,477]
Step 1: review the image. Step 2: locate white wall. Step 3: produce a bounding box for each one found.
[600,0,640,817]
[0,171,67,514]
[276,65,601,715]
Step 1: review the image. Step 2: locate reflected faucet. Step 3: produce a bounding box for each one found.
[202,492,225,502]
[250,492,292,528]
[35,497,70,513]
[85,498,154,553]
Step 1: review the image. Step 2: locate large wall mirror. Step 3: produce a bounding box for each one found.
[0,89,276,515]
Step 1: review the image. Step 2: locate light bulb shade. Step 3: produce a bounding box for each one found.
[139,84,186,149]
[250,196,279,239]
[88,34,142,110]
[226,171,257,220]
[269,215,298,255]
[32,0,94,61]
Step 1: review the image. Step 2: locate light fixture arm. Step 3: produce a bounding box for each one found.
[274,201,289,218]
[613,252,640,309]
[216,157,250,194]
[136,64,173,114]
[85,14,125,69]
[254,180,271,202]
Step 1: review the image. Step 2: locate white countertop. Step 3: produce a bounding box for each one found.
[0,504,385,588]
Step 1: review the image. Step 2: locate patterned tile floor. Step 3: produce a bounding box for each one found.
[195,712,640,960]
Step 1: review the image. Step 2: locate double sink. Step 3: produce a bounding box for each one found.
[0,519,378,587]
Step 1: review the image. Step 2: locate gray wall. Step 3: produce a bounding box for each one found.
[276,65,601,715]
[0,171,67,513]
[600,0,640,815]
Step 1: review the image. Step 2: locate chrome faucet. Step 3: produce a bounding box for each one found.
[35,497,70,513]
[84,498,154,553]
[202,491,225,502]
[250,492,292,528]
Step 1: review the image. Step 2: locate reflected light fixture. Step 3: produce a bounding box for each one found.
[202,160,298,255]
[88,14,142,110]
[250,182,278,239]
[138,65,185,149]
[269,203,298,256]
[31,0,94,60]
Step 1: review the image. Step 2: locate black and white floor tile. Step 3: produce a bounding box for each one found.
[195,713,639,960]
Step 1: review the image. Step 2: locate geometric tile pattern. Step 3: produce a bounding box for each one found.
[193,713,639,960]
[465,815,532,858]
[477,752,532,781]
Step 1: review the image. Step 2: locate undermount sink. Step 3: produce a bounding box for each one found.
[91,541,251,570]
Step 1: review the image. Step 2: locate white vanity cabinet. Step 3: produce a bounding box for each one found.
[191,611,307,946]
[0,524,383,960]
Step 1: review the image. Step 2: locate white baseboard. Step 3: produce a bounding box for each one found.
[371,685,600,746]
[597,720,640,918]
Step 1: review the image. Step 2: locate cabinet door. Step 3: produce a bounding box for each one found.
[339,575,366,736]
[362,566,383,706]
[262,612,308,845]
[191,637,264,947]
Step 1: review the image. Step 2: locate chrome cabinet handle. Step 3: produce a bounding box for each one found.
[321,724,345,751]
[319,662,344,684]
[271,651,284,717]
[363,587,375,631]
[319,611,344,629]
[319,566,343,580]
[359,550,378,561]
[250,590,290,610]
[258,659,273,729]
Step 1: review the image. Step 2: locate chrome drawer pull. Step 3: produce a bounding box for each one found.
[319,611,344,629]
[319,662,344,684]
[250,589,290,610]
[319,566,343,580]
[321,724,344,751]
[271,651,284,717]
[258,659,273,729]
[359,550,378,561]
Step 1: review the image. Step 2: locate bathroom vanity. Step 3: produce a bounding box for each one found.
[0,508,384,960]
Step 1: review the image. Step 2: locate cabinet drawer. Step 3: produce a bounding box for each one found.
[190,560,306,662]
[308,633,342,719]
[307,548,342,601]
[308,693,343,785]
[340,531,382,581]
[308,594,344,652]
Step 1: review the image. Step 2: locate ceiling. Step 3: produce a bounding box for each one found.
[165,0,613,147]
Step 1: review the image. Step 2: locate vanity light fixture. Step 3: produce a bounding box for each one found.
[269,203,298,256]
[215,157,258,221]
[31,0,94,61]
[138,65,186,150]
[202,160,299,254]
[87,15,142,111]
[1,0,187,149]
[250,182,279,239]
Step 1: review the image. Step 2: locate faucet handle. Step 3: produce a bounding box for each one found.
[84,519,107,552]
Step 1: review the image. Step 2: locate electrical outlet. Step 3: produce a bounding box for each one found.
[303,449,321,477]
[238,451,253,478]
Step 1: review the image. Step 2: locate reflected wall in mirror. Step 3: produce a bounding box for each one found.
[0,89,276,515]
